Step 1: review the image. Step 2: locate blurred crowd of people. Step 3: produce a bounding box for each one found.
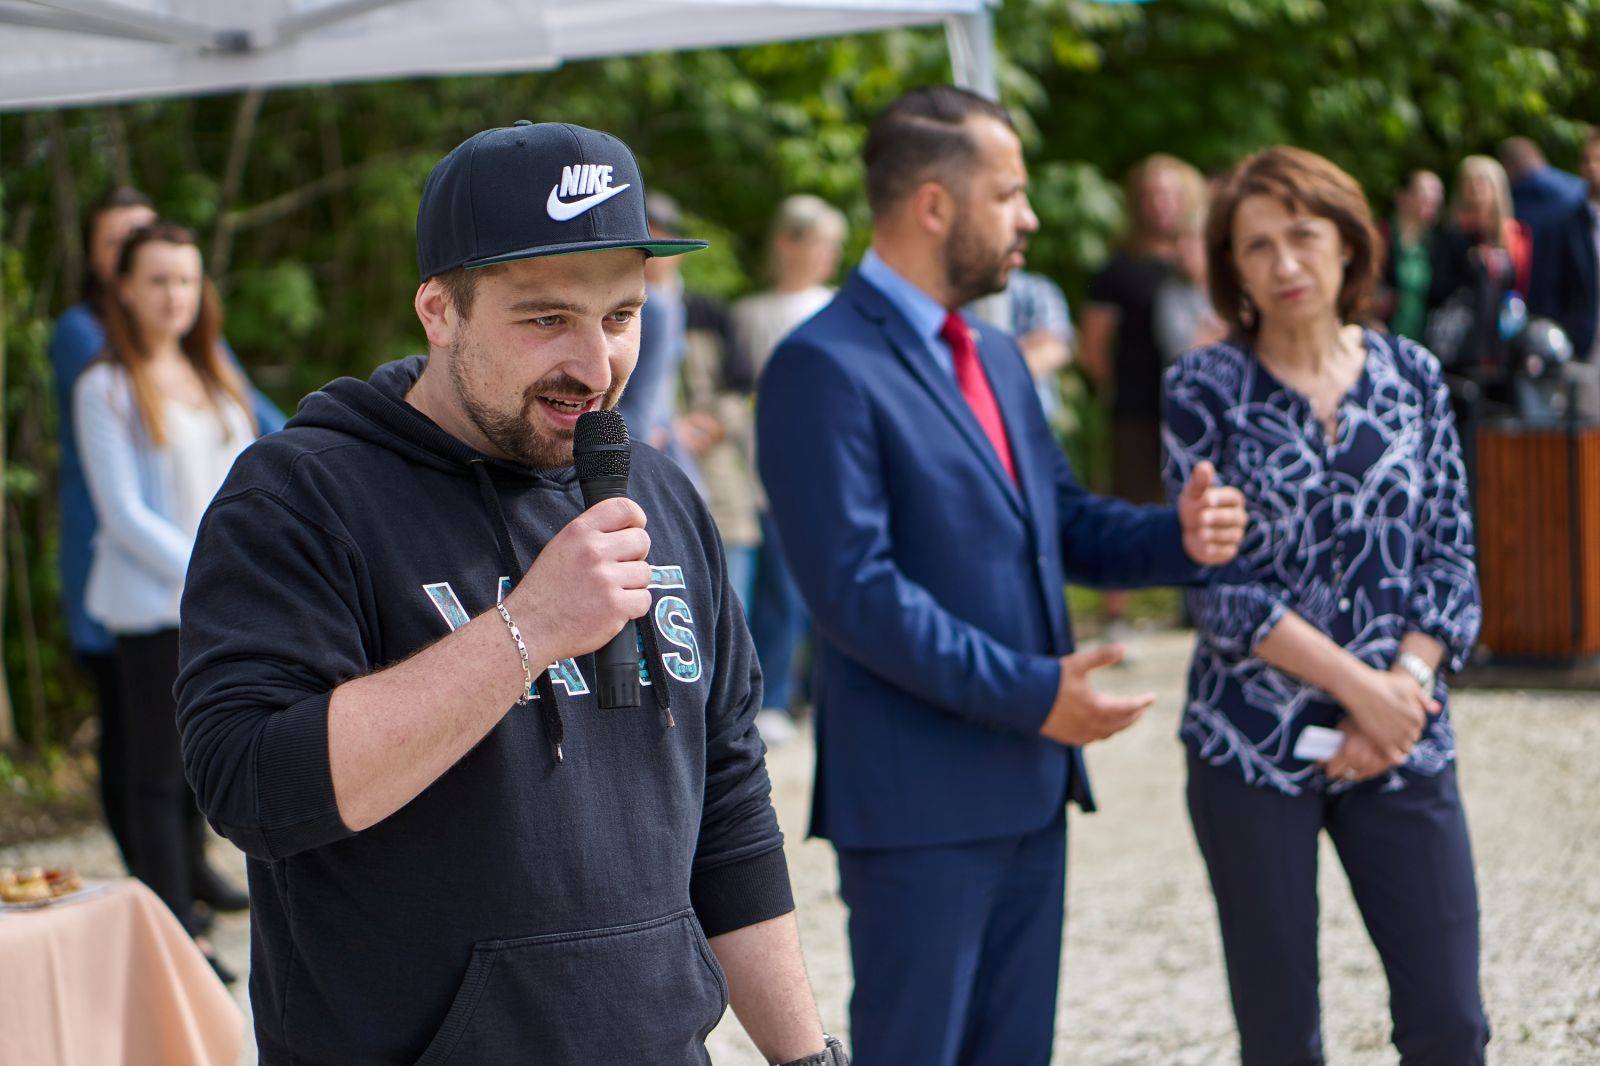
[1374,135,1600,411]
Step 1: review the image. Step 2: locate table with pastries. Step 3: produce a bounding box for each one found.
[0,875,244,1066]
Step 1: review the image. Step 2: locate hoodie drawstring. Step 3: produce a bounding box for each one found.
[472,460,523,583]
[472,459,567,764]
[533,669,564,764]
[637,610,675,729]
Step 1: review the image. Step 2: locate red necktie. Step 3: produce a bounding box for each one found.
[940,310,1018,484]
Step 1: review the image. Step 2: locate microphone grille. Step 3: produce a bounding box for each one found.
[573,409,631,479]
[575,409,630,449]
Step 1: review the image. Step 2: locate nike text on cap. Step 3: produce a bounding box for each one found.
[416,120,707,280]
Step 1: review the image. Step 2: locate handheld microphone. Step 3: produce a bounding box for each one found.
[573,409,642,709]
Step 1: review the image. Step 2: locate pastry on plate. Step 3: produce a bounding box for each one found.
[45,867,83,897]
[0,866,53,903]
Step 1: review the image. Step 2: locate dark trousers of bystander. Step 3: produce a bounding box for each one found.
[81,651,135,871]
[116,628,207,936]
[1186,752,1489,1066]
[1110,414,1166,506]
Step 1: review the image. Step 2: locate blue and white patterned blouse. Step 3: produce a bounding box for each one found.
[1161,330,1481,795]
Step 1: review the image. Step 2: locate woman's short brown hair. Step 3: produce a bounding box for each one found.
[1205,146,1381,334]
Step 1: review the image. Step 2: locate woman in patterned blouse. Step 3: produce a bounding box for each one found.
[1162,147,1487,1065]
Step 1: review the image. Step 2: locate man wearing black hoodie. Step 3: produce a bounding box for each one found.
[176,122,844,1066]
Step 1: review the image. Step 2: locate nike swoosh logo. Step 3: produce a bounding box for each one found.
[546,182,631,222]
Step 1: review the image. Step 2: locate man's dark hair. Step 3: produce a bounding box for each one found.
[435,266,480,320]
[863,85,1013,217]
[81,185,154,312]
[1497,136,1545,180]
[437,263,509,321]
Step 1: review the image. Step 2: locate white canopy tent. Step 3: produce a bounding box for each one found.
[0,0,998,111]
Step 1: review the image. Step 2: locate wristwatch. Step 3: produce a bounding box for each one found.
[778,1035,849,1066]
[1396,652,1436,694]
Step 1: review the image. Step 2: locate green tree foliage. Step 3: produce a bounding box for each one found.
[0,0,1595,746]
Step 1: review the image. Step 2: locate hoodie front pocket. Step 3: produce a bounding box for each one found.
[413,908,727,1066]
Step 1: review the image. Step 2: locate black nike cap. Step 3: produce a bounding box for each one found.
[416,120,707,280]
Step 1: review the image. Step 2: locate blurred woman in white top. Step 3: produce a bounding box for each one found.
[75,221,257,980]
[733,194,846,745]
[733,194,848,373]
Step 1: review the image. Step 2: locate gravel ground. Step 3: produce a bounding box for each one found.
[5,630,1597,1064]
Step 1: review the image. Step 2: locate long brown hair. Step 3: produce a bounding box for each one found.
[99,222,254,446]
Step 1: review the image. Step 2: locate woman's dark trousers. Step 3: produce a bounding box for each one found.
[1186,751,1489,1065]
[82,651,136,870]
[116,628,205,935]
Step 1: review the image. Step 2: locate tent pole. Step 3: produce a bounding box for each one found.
[944,8,998,100]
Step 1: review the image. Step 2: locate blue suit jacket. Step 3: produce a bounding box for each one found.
[1529,199,1599,361]
[756,270,1197,850]
[1513,167,1588,237]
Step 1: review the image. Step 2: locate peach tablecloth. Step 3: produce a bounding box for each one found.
[0,878,244,1066]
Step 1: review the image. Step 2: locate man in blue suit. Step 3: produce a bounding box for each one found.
[1528,128,1600,368]
[756,87,1248,1065]
[1501,136,1589,239]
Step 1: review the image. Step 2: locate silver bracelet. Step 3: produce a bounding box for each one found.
[1396,652,1436,694]
[495,602,534,705]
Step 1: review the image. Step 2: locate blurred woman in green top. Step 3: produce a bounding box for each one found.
[1381,169,1444,340]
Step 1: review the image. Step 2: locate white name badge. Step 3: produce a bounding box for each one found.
[1293,724,1346,762]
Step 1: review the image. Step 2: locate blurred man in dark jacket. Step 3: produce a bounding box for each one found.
[1501,136,1587,238]
[1529,128,1600,368]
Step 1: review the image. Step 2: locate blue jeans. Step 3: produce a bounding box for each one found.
[724,545,757,615]
[747,513,809,713]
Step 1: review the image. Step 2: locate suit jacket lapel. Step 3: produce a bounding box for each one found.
[845,273,1026,519]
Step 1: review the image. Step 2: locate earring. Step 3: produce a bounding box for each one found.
[1239,295,1257,330]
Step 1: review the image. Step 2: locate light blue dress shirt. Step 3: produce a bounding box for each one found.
[857,248,956,378]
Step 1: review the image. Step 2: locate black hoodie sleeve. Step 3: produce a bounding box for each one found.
[176,487,369,861]
[688,523,794,938]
